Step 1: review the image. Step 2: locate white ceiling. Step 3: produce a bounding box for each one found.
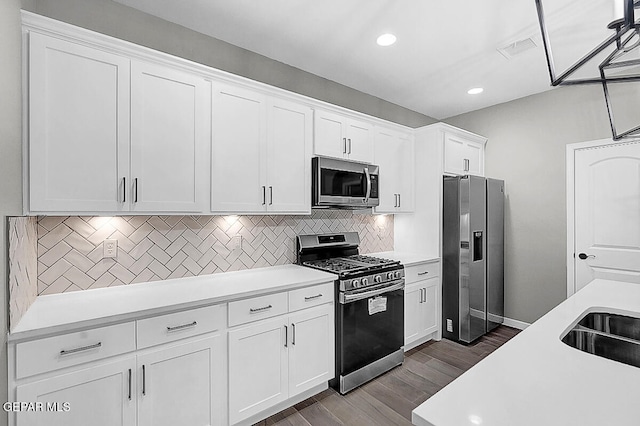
[113,0,620,120]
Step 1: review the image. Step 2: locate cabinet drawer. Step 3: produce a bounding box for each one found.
[137,304,225,349]
[405,261,440,284]
[228,292,288,327]
[289,282,334,312]
[16,322,136,379]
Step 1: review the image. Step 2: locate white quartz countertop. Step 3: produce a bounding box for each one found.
[412,279,640,426]
[368,251,439,267]
[10,264,337,342]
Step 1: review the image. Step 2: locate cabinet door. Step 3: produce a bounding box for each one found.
[288,304,334,397]
[266,98,312,213]
[211,84,266,213]
[443,132,467,176]
[28,32,130,212]
[16,358,136,426]
[404,283,423,346]
[346,119,373,163]
[314,109,347,159]
[228,316,288,425]
[137,335,224,426]
[130,61,208,212]
[373,129,402,213]
[396,132,415,212]
[423,280,439,335]
[464,140,484,176]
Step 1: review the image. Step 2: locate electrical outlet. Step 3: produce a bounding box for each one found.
[446,319,453,333]
[231,235,242,250]
[103,239,118,258]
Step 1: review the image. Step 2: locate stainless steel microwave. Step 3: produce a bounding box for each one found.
[312,157,379,209]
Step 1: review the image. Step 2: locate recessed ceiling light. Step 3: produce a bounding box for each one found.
[467,87,484,95]
[376,33,397,47]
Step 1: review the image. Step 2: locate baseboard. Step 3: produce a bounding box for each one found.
[502,317,530,330]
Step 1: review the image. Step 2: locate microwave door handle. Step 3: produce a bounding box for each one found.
[364,167,371,203]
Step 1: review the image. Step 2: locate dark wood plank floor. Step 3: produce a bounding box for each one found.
[254,325,521,426]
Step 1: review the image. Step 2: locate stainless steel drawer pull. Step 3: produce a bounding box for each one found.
[166,321,197,332]
[249,304,273,313]
[142,364,146,396]
[59,342,102,356]
[304,294,323,301]
[417,271,429,276]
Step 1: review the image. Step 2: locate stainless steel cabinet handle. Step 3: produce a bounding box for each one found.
[394,194,398,207]
[142,365,146,396]
[128,368,132,401]
[348,138,352,154]
[262,186,266,205]
[292,323,296,345]
[60,342,102,356]
[134,178,138,203]
[122,177,126,203]
[417,271,429,276]
[284,325,288,348]
[419,288,423,303]
[398,193,401,208]
[269,186,273,205]
[423,288,428,303]
[304,294,323,301]
[463,158,470,172]
[343,137,347,154]
[250,304,273,313]
[166,321,197,332]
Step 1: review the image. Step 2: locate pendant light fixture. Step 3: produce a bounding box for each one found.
[535,0,640,139]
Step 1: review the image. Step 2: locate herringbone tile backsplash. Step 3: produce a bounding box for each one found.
[36,212,394,295]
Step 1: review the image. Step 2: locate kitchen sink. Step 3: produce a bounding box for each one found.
[562,312,640,368]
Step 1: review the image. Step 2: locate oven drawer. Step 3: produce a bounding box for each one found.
[16,322,136,379]
[228,292,288,327]
[137,304,225,349]
[289,282,333,312]
[405,261,440,284]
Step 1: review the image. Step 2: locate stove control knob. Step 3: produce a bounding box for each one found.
[361,278,369,287]
[351,279,360,288]
[387,272,394,280]
[394,271,401,279]
[374,275,382,283]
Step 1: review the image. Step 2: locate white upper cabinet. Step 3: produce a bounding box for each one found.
[314,109,373,163]
[266,98,312,213]
[211,84,267,213]
[28,32,131,213]
[373,127,415,213]
[130,61,209,212]
[211,83,311,214]
[27,31,210,214]
[442,127,486,176]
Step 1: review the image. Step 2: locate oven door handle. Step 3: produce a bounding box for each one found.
[339,280,404,304]
[364,167,371,204]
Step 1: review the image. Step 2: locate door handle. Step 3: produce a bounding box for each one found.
[142,364,146,396]
[578,253,596,260]
[348,138,352,154]
[343,138,347,154]
[284,325,288,348]
[134,178,138,203]
[397,193,401,208]
[269,186,273,205]
[262,186,266,205]
[463,158,470,172]
[121,177,126,203]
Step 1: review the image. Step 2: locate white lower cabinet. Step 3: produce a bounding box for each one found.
[16,357,136,426]
[137,335,224,426]
[228,302,334,425]
[404,261,441,351]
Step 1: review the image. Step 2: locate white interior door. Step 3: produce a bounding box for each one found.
[573,141,640,292]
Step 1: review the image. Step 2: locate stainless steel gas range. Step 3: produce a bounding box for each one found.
[296,232,405,394]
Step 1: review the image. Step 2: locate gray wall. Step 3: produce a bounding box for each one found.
[22,0,437,129]
[445,84,613,324]
[1,0,24,424]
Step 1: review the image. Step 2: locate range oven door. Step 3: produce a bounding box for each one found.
[312,157,379,208]
[336,281,404,390]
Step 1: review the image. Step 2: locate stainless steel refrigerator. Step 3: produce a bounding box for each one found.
[442,175,504,344]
